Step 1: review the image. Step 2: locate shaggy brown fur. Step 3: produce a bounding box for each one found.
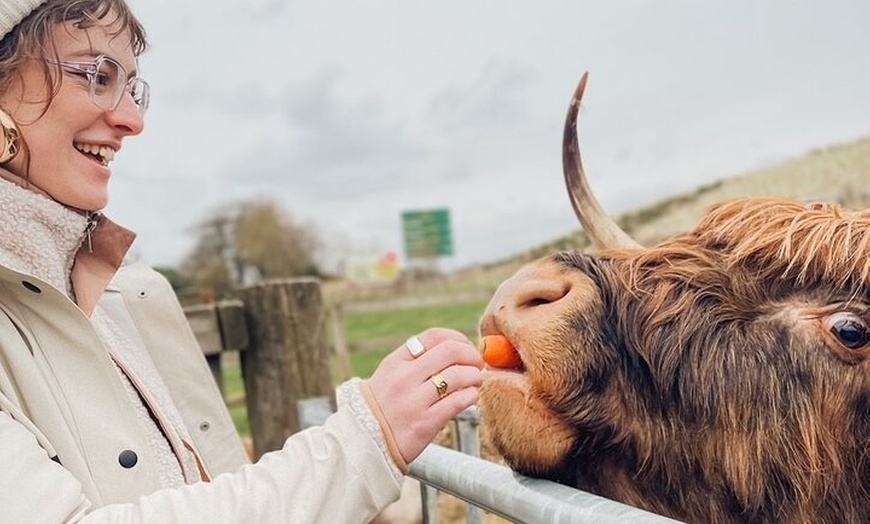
[478,196,870,524]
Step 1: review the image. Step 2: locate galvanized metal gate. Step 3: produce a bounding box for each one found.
[299,399,683,524]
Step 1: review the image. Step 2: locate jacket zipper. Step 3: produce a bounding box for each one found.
[84,212,101,252]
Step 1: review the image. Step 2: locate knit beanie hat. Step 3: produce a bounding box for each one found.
[0,0,49,41]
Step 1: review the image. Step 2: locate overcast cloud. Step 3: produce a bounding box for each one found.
[113,0,870,272]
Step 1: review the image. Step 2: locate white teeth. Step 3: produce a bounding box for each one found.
[74,142,116,164]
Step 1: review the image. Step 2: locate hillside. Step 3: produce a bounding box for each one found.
[333,137,870,303]
[507,136,870,264]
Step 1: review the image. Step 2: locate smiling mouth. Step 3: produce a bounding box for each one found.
[74,142,115,166]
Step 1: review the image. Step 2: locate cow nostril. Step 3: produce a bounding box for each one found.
[523,297,554,308]
[517,282,571,310]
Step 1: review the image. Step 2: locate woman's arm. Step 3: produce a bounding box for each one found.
[1,406,399,524]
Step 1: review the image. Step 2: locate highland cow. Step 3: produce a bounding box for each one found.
[478,74,870,524]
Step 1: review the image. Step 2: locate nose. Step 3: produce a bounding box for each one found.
[105,93,145,136]
[480,257,597,336]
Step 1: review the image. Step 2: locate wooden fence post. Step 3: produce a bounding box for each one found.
[236,278,335,458]
[183,302,227,394]
[183,300,249,397]
[329,303,352,383]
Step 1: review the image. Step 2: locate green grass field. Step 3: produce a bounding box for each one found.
[343,298,489,377]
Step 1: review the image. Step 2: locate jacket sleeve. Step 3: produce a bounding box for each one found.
[0,410,92,521]
[1,406,403,523]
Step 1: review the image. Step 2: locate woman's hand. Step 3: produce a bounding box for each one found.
[366,327,484,464]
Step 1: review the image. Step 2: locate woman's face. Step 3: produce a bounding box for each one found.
[0,14,144,211]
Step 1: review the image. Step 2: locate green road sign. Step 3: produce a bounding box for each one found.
[402,208,454,259]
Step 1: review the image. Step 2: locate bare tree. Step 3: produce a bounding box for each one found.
[180,199,319,297]
[234,200,319,282]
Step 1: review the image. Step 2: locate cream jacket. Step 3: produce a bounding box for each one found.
[0,177,402,522]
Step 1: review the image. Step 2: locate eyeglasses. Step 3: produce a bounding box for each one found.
[45,54,150,116]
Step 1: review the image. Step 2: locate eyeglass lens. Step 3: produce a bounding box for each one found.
[92,56,149,115]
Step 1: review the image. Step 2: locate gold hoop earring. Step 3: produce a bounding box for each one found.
[0,109,20,164]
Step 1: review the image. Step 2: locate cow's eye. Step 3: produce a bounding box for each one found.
[827,313,870,350]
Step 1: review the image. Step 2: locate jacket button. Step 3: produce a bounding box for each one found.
[118,450,138,469]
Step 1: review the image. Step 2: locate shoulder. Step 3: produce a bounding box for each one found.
[111,262,174,294]
[107,262,185,320]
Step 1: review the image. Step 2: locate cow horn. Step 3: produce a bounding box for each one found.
[562,72,640,249]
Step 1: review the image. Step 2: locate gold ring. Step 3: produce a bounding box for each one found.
[429,373,449,399]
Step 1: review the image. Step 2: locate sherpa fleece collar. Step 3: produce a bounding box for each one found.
[0,175,86,296]
[0,172,136,314]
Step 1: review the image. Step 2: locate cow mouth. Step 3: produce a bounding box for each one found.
[480,334,528,375]
[481,366,527,384]
[479,335,537,396]
[478,334,578,476]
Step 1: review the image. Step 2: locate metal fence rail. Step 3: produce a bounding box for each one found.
[299,398,683,524]
[410,445,682,524]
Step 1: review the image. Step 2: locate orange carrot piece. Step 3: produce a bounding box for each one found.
[481,335,523,369]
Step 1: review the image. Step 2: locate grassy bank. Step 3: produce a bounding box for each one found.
[344,298,489,377]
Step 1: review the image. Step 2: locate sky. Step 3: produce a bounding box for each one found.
[113,0,870,273]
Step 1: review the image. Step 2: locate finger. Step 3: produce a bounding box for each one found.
[396,328,471,362]
[427,372,450,401]
[414,338,484,376]
[426,386,480,424]
[419,327,473,345]
[404,335,426,358]
[422,364,483,405]
[369,338,479,404]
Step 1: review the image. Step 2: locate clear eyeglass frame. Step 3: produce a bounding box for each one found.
[45,54,150,116]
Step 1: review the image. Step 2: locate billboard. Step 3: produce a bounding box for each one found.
[401,208,454,259]
[344,252,400,285]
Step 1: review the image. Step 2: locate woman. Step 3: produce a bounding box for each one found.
[0,0,484,521]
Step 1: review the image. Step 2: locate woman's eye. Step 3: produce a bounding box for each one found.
[827,313,870,350]
[95,72,112,88]
[66,70,90,82]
